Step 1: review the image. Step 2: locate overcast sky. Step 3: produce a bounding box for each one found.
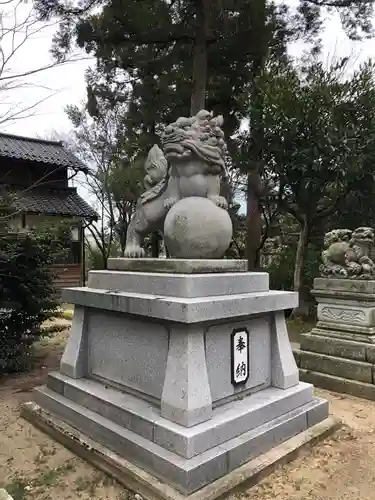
[1,0,375,140]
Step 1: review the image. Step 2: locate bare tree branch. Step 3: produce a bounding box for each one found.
[306,0,372,7]
[0,89,61,125]
[0,1,89,127]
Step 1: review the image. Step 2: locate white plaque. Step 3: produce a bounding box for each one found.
[231,328,250,386]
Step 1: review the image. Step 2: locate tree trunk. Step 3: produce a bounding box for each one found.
[190,0,209,115]
[292,220,310,318]
[246,0,267,271]
[246,171,263,270]
[116,218,128,256]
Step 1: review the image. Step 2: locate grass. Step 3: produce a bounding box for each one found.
[4,478,28,500]
[52,305,74,321]
[41,324,67,336]
[61,310,73,321]
[60,304,74,321]
[3,461,82,500]
[61,304,73,311]
[74,472,107,496]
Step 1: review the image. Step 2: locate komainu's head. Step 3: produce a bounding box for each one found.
[324,229,352,248]
[162,110,227,171]
[351,227,375,244]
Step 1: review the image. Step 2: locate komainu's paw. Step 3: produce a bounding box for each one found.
[164,197,178,210]
[208,195,228,209]
[124,246,146,258]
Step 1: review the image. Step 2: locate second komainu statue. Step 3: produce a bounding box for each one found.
[124,110,229,258]
[320,227,375,279]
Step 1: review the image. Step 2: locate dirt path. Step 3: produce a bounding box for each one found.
[0,329,127,500]
[233,391,375,500]
[2,330,375,499]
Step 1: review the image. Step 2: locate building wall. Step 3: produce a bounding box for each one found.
[8,213,80,229]
[7,213,83,294]
[8,213,23,230]
[50,263,82,294]
[25,214,80,228]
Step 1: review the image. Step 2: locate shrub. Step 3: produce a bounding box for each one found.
[86,239,120,270]
[0,229,65,374]
[263,242,321,318]
[264,242,321,291]
[86,243,107,270]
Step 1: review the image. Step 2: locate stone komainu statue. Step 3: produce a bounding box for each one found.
[124,110,229,258]
[320,227,375,279]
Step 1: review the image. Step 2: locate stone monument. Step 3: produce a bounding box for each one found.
[23,111,333,499]
[297,227,375,400]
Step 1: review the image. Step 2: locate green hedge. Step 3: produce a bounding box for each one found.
[0,230,64,374]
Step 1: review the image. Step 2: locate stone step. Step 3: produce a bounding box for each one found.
[87,270,269,297]
[61,286,297,324]
[299,350,374,383]
[32,385,327,495]
[47,372,314,459]
[300,333,375,362]
[300,369,375,401]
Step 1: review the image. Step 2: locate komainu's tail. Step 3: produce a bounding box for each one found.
[143,145,168,190]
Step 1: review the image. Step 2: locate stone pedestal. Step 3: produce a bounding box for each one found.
[24,259,330,497]
[298,277,375,400]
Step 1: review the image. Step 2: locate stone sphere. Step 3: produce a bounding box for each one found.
[164,197,233,259]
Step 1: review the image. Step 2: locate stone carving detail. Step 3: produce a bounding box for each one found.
[320,306,366,324]
[124,110,230,258]
[320,227,375,279]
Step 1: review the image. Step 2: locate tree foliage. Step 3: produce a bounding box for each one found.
[328,176,375,230]
[66,98,144,264]
[0,228,65,374]
[249,57,375,311]
[35,0,307,155]
[264,243,321,293]
[33,0,375,275]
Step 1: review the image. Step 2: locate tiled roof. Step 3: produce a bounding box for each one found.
[0,133,86,171]
[2,186,98,219]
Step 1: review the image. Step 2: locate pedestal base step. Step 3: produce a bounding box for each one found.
[46,372,315,459]
[301,333,375,362]
[22,401,339,500]
[298,349,375,384]
[27,385,328,495]
[106,258,248,274]
[300,368,375,401]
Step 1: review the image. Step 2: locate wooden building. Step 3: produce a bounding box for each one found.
[0,132,98,293]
